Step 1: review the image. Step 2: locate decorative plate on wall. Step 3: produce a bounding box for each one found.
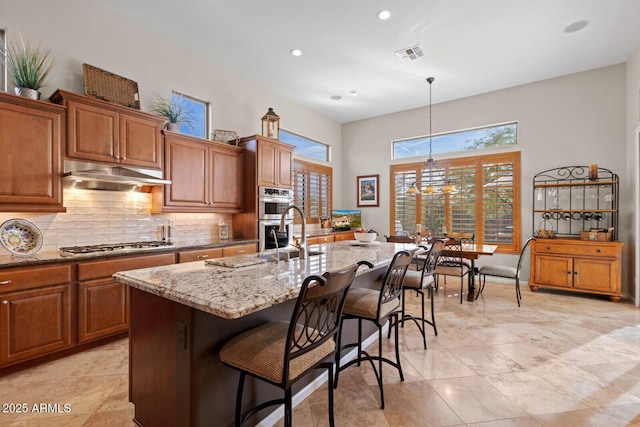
[0,219,44,256]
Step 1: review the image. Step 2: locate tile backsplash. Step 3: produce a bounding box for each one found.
[0,189,233,255]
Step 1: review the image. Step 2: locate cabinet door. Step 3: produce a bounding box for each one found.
[67,99,119,163]
[0,95,64,211]
[164,135,209,208]
[277,146,293,188]
[120,114,163,169]
[210,146,243,211]
[532,254,573,288]
[573,258,617,292]
[0,285,72,366]
[78,279,129,343]
[257,140,278,187]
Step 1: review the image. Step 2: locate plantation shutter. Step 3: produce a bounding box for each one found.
[482,161,514,244]
[293,160,332,223]
[392,169,418,234]
[448,164,477,236]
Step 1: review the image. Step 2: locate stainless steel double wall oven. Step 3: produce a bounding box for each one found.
[258,187,294,252]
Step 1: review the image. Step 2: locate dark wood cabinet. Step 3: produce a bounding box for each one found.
[0,265,74,367]
[154,131,244,213]
[252,136,293,189]
[51,90,164,169]
[0,92,65,212]
[77,253,176,343]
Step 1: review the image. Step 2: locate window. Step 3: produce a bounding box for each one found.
[393,122,517,160]
[391,152,521,253]
[293,159,332,224]
[172,91,209,139]
[281,129,330,161]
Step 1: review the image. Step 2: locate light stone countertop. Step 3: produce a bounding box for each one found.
[113,241,419,319]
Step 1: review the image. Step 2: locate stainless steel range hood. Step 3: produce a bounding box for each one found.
[63,161,171,191]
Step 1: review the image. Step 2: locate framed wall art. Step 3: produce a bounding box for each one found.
[357,174,379,207]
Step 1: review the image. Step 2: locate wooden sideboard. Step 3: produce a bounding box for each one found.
[529,238,623,301]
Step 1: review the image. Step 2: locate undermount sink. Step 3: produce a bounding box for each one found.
[257,249,325,262]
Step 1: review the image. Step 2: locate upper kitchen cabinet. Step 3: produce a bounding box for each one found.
[241,135,294,189]
[50,90,165,169]
[152,131,244,213]
[0,92,65,212]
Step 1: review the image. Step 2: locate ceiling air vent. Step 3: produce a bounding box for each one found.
[396,44,424,62]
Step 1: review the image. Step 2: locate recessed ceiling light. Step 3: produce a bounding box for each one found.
[350,91,358,96]
[330,95,342,101]
[377,9,391,20]
[564,20,589,33]
[290,48,302,57]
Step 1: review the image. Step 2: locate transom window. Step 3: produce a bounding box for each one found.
[393,122,517,160]
[391,152,521,254]
[0,28,6,92]
[172,91,209,139]
[281,129,330,162]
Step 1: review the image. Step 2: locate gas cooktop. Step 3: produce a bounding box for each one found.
[59,241,174,255]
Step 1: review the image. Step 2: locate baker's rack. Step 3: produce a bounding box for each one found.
[532,166,618,240]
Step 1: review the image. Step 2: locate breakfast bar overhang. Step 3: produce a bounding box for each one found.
[113,241,416,427]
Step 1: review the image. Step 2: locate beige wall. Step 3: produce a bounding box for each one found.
[342,65,632,297]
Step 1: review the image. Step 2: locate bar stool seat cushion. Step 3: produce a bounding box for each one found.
[343,288,399,320]
[403,269,435,290]
[220,321,335,384]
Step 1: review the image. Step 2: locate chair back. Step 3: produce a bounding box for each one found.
[515,237,536,279]
[385,235,415,243]
[448,232,475,244]
[284,263,360,375]
[377,249,416,318]
[438,239,467,273]
[420,239,446,280]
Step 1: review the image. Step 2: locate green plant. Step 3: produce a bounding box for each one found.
[151,93,195,128]
[1,35,55,90]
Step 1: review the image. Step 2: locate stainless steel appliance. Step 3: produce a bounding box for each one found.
[59,241,174,256]
[258,187,294,251]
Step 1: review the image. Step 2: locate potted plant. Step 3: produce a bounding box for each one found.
[151,93,195,132]
[1,34,55,100]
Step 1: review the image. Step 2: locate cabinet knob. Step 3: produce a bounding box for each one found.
[0,280,11,285]
[547,247,551,250]
[236,250,246,254]
[196,254,209,259]
[1,300,8,305]
[567,271,572,275]
[596,249,601,253]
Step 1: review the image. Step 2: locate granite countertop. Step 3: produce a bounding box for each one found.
[113,241,419,320]
[0,238,258,269]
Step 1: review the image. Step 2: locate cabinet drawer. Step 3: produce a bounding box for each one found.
[178,248,223,263]
[533,241,619,258]
[310,235,335,244]
[78,253,176,281]
[0,265,73,293]
[334,232,355,242]
[222,244,257,257]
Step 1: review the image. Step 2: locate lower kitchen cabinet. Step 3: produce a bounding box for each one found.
[529,238,623,301]
[178,248,223,263]
[334,231,355,241]
[77,253,176,343]
[308,235,335,245]
[0,265,73,367]
[222,243,257,257]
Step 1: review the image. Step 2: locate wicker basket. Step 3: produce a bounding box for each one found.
[535,220,556,239]
[211,129,240,146]
[82,63,140,109]
[580,231,613,241]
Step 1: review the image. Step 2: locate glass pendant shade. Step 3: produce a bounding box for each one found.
[423,185,437,194]
[442,181,458,194]
[406,183,420,195]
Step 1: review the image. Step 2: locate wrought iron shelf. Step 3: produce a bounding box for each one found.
[533,180,616,188]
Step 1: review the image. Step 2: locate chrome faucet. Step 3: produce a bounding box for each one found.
[270,229,280,264]
[280,205,307,260]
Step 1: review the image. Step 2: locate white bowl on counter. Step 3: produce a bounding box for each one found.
[354,232,377,243]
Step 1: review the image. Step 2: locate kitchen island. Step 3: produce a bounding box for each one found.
[113,240,417,427]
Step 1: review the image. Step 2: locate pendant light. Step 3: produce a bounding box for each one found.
[423,77,438,194]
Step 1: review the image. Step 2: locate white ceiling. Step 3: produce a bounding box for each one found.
[91,0,640,124]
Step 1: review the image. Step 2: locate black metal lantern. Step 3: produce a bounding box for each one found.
[261,107,280,139]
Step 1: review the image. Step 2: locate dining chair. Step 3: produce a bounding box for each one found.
[219,262,363,427]
[395,239,446,348]
[334,249,416,409]
[435,238,471,303]
[476,236,535,307]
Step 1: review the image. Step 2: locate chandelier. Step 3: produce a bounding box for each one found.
[407,77,457,195]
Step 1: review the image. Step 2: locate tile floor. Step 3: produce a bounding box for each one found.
[1,281,639,426]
